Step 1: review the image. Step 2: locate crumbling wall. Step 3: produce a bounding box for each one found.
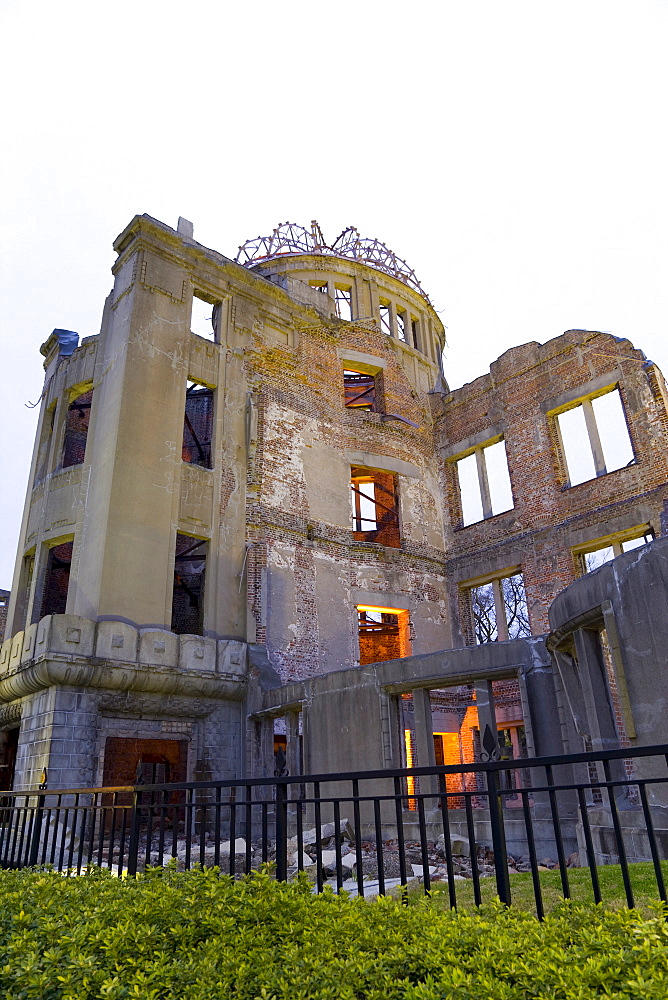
[243,308,450,681]
[436,330,668,642]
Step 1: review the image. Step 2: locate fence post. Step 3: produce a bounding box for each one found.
[27,794,46,867]
[486,766,511,905]
[126,789,141,878]
[275,781,287,881]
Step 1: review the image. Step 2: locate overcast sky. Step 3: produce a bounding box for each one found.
[1,0,667,590]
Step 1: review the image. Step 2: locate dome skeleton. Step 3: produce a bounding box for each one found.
[236,220,429,301]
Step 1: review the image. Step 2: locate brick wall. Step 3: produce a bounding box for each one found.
[436,331,668,640]
[244,319,449,681]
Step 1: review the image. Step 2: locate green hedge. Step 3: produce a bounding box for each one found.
[0,867,667,998]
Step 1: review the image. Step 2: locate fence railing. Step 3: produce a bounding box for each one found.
[1,743,667,915]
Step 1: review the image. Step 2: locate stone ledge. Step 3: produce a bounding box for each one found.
[0,615,248,703]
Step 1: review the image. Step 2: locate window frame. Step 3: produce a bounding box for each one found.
[182,379,215,469]
[350,466,401,548]
[451,435,514,527]
[573,526,655,575]
[461,567,532,645]
[550,384,635,488]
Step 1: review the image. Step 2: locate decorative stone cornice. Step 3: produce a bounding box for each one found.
[0,615,248,704]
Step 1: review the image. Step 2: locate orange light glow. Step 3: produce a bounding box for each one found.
[404,728,417,808]
[357,604,408,615]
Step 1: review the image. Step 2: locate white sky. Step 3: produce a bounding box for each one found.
[1,0,667,590]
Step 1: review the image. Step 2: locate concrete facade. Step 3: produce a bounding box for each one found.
[2,213,668,802]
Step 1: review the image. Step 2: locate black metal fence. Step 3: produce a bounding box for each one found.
[1,744,668,916]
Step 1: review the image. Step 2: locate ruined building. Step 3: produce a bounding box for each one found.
[1,214,668,806]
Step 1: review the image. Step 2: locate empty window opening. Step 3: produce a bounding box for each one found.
[171,534,207,635]
[469,572,531,644]
[190,293,219,341]
[579,528,654,574]
[379,301,392,336]
[40,540,73,618]
[344,369,376,410]
[396,309,407,342]
[357,605,410,664]
[61,389,93,469]
[411,318,420,350]
[556,387,634,487]
[308,281,329,295]
[456,438,513,526]
[14,553,34,632]
[335,285,353,321]
[35,405,56,483]
[350,468,400,547]
[183,381,214,468]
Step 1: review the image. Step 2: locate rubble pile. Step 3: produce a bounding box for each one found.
[134,817,581,891]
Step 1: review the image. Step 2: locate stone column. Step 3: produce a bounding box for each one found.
[411,688,439,799]
[474,679,499,761]
[285,711,301,779]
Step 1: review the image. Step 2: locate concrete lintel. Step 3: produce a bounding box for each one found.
[337,348,386,372]
[383,663,519,695]
[345,450,420,478]
[541,369,621,415]
[258,680,307,716]
[440,424,505,462]
[377,638,539,690]
[351,590,417,612]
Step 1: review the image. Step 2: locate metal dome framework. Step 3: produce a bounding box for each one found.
[235,221,429,300]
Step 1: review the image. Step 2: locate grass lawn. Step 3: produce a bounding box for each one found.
[421,859,668,915]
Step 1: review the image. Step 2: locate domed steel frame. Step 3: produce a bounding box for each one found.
[236,221,429,301]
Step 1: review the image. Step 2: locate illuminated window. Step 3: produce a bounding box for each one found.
[357,605,410,664]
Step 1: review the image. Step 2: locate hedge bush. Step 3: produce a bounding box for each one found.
[0,866,667,998]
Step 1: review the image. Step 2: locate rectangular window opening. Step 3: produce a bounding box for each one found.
[183,380,214,468]
[61,389,93,469]
[40,540,73,618]
[35,405,56,483]
[343,369,376,411]
[455,438,513,526]
[190,293,219,341]
[379,301,392,336]
[469,572,531,645]
[171,534,207,635]
[580,528,654,574]
[357,605,411,664]
[557,387,634,487]
[411,318,419,350]
[334,285,353,321]
[350,467,400,547]
[396,310,407,342]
